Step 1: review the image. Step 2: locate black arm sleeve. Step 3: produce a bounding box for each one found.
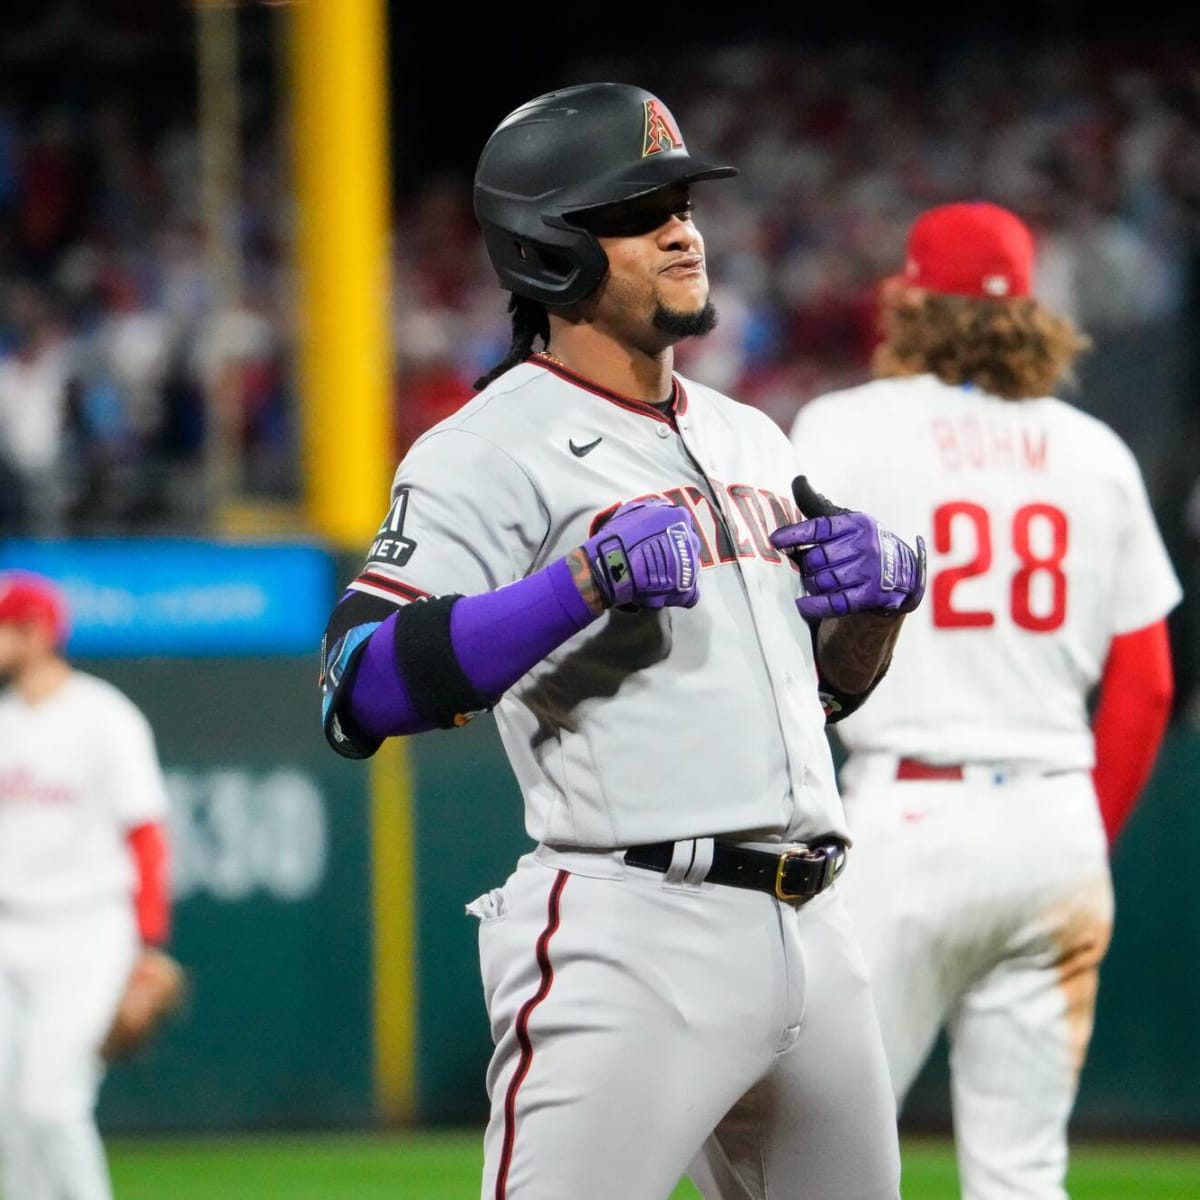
[818,666,889,724]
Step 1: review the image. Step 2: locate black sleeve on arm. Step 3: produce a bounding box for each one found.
[818,665,890,724]
[320,590,401,760]
[322,590,400,666]
[392,595,494,729]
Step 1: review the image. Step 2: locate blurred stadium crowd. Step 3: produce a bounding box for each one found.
[0,4,290,535]
[0,18,1197,712]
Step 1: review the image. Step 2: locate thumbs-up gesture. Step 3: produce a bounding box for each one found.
[769,476,927,620]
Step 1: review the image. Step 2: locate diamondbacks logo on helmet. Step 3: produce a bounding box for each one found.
[642,99,684,156]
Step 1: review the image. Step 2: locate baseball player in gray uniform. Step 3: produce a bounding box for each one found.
[320,83,927,1200]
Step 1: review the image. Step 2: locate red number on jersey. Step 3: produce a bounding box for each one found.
[932,502,993,627]
[1011,503,1068,631]
[932,501,1068,632]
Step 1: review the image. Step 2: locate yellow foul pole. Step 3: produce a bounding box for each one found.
[287,0,415,1127]
[288,0,393,549]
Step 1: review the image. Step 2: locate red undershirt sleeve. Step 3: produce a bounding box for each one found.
[127,821,172,946]
[1091,618,1174,848]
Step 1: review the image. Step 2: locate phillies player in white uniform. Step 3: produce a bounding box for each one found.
[320,84,929,1199]
[788,201,1183,1200]
[0,571,173,1200]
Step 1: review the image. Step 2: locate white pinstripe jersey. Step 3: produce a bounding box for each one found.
[788,373,1184,770]
[351,357,846,849]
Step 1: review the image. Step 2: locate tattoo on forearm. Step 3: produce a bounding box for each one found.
[817,613,906,695]
[567,547,607,615]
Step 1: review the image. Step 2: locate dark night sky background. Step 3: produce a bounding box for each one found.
[3,1,1195,198]
[384,3,1198,190]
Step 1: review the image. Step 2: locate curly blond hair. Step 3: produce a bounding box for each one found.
[870,279,1092,400]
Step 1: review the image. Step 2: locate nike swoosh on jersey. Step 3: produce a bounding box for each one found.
[569,437,603,458]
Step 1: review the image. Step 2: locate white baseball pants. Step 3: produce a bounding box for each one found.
[0,900,138,1200]
[836,756,1114,1200]
[471,844,901,1200]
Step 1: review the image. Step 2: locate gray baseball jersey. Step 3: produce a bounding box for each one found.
[351,356,846,848]
[346,355,903,1200]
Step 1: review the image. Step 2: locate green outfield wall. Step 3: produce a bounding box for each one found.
[94,655,378,1132]
[91,649,1200,1137]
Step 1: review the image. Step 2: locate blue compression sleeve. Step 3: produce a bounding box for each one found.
[348,556,597,739]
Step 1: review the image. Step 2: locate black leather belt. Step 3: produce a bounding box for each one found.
[624,838,847,903]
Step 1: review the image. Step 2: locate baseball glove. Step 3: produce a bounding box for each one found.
[100,947,187,1063]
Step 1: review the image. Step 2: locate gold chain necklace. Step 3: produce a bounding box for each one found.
[535,349,565,367]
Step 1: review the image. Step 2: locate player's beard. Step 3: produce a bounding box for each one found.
[653,298,718,338]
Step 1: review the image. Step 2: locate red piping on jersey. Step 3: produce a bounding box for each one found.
[1091,618,1174,847]
[494,869,569,1200]
[528,354,688,423]
[127,821,171,945]
[353,572,430,603]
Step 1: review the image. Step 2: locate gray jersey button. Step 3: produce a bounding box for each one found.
[656,424,671,438]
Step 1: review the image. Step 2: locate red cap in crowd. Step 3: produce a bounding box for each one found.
[902,201,1034,298]
[0,571,71,646]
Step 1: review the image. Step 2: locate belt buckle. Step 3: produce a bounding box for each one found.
[774,842,845,902]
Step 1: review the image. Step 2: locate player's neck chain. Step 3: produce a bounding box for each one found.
[534,349,565,367]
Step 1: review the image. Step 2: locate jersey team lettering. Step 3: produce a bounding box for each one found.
[0,767,76,806]
[591,482,801,571]
[365,480,803,576]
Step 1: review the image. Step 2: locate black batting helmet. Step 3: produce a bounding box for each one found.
[473,82,738,307]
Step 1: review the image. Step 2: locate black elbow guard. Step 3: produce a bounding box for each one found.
[393,595,494,729]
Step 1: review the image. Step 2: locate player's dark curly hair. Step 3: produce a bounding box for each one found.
[871,278,1092,399]
[473,295,551,390]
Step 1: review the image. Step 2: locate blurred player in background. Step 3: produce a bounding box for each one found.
[0,570,174,1200]
[787,201,1183,1200]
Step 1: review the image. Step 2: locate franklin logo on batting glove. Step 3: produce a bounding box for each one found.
[669,522,696,590]
[585,497,702,610]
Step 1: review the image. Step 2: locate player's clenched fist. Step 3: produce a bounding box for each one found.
[582,497,702,610]
[770,475,927,620]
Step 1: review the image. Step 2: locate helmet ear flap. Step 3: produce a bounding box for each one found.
[477,220,609,307]
[517,241,581,290]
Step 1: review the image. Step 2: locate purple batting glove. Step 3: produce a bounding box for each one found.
[582,497,702,610]
[770,476,927,620]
